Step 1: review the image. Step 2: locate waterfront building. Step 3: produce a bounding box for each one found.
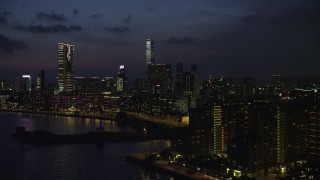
[57,43,75,93]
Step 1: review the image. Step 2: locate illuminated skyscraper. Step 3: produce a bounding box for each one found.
[116,65,127,92]
[36,70,45,91]
[146,39,155,72]
[22,75,31,93]
[57,43,75,93]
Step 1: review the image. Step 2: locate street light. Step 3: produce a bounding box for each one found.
[143,127,147,159]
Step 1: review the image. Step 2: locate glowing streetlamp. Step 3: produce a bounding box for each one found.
[143,127,147,159]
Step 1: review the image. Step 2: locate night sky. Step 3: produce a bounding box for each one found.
[0,0,319,83]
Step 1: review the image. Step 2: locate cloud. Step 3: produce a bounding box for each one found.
[14,25,51,33]
[13,24,82,33]
[104,15,133,34]
[0,11,11,25]
[90,14,102,19]
[69,25,82,31]
[165,37,195,44]
[73,8,79,17]
[36,12,66,22]
[51,24,69,32]
[146,5,159,13]
[123,14,133,24]
[0,34,28,55]
[106,26,130,34]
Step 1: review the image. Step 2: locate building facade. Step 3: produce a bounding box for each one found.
[146,39,155,72]
[57,43,75,93]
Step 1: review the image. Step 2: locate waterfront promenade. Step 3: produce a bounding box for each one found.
[126,153,218,180]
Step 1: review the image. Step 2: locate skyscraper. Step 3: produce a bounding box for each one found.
[271,74,281,95]
[116,65,127,92]
[146,39,155,72]
[36,70,45,91]
[57,43,75,93]
[22,75,31,93]
[147,63,172,94]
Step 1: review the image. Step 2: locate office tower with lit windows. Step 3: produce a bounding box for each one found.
[22,75,31,93]
[271,74,282,95]
[57,43,75,93]
[101,77,114,92]
[147,63,172,94]
[36,70,45,92]
[116,65,127,92]
[74,77,86,94]
[86,77,100,93]
[146,39,155,72]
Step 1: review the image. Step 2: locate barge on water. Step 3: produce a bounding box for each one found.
[12,126,168,145]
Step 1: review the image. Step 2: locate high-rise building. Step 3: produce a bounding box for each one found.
[86,77,100,93]
[116,65,127,92]
[74,77,86,94]
[147,63,172,94]
[146,39,155,72]
[309,105,320,157]
[101,77,114,92]
[227,100,308,173]
[271,74,281,95]
[171,103,224,160]
[57,43,75,93]
[36,70,45,92]
[22,75,31,93]
[14,76,20,93]
[175,63,183,93]
[212,104,223,156]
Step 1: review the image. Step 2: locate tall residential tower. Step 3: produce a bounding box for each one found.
[57,43,75,93]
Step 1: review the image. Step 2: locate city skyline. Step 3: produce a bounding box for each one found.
[1,0,320,82]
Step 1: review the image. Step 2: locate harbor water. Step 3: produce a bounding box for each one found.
[0,112,173,179]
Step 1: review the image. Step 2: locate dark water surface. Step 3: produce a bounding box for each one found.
[0,112,173,180]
